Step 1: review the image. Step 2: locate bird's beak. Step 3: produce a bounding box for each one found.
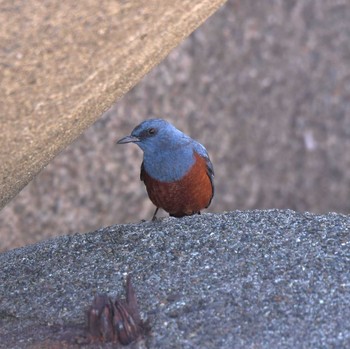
[116,135,140,144]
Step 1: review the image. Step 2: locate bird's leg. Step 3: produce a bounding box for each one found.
[151,207,159,221]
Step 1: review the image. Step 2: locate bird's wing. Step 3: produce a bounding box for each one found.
[140,161,145,182]
[193,141,215,201]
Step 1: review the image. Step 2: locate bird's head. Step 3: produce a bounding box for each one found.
[117,119,189,153]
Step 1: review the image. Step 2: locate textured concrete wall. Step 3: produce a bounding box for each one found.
[1,0,350,251]
[0,0,225,209]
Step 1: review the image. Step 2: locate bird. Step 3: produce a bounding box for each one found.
[117,119,214,220]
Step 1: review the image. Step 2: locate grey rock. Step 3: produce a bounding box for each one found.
[1,210,349,348]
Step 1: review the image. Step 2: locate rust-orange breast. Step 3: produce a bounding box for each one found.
[141,152,213,217]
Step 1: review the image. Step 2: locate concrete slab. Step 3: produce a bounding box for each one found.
[0,0,226,209]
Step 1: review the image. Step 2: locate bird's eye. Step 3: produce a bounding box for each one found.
[148,128,156,135]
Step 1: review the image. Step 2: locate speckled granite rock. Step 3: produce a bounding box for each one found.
[1,210,349,348]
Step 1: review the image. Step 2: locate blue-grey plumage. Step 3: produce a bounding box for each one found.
[117,119,214,218]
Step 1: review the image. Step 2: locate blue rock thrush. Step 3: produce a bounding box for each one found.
[117,119,214,220]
